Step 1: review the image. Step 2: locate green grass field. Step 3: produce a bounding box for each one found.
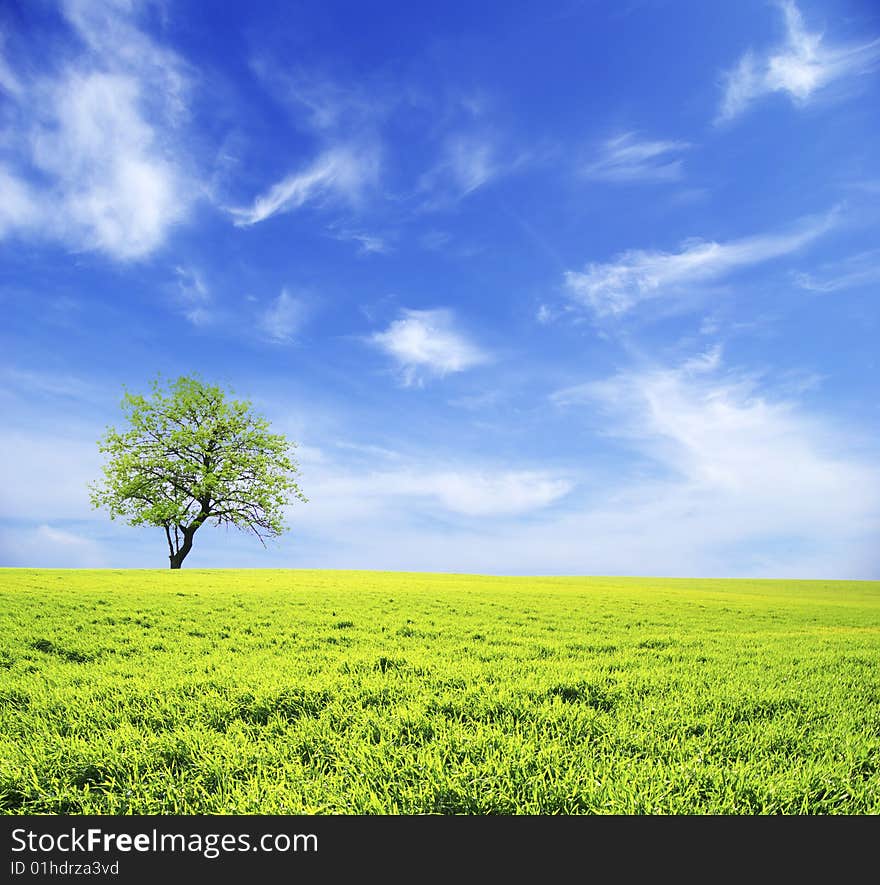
[1,568,878,814]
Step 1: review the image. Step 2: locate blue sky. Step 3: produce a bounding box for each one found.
[1,0,879,577]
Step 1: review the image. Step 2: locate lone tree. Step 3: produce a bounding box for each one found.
[90,376,306,568]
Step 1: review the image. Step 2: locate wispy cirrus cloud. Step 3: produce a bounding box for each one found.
[0,32,22,96]
[0,366,104,402]
[793,250,880,293]
[370,308,489,385]
[549,348,880,577]
[303,465,573,520]
[556,345,868,515]
[259,289,308,343]
[441,135,499,196]
[563,212,834,317]
[0,166,42,236]
[249,60,396,136]
[277,350,880,577]
[229,144,380,226]
[235,58,388,232]
[418,133,525,209]
[173,266,212,326]
[245,60,521,224]
[0,524,107,568]
[0,0,196,260]
[328,227,389,255]
[581,132,691,183]
[717,0,880,123]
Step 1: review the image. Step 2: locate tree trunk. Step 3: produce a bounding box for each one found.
[168,527,197,569]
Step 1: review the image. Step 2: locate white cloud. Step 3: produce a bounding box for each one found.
[3,369,876,577]
[332,440,402,461]
[61,0,189,114]
[329,228,389,254]
[444,135,498,195]
[718,0,880,122]
[370,308,489,385]
[581,132,691,182]
[0,1,195,259]
[0,524,107,568]
[562,348,878,515]
[301,466,572,521]
[248,58,395,136]
[251,62,394,138]
[174,266,212,326]
[544,350,880,577]
[564,213,833,317]
[0,37,23,97]
[426,470,572,516]
[793,250,880,293]
[238,61,394,233]
[37,524,104,562]
[0,165,41,236]
[259,289,307,343]
[418,134,520,208]
[39,72,183,257]
[273,363,879,574]
[230,144,380,226]
[0,367,102,401]
[536,304,558,324]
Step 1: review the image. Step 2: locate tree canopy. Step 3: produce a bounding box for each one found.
[90,376,306,568]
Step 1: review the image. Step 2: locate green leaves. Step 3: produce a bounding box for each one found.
[90,376,307,564]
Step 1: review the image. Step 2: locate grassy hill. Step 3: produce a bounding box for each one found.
[1,569,878,813]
